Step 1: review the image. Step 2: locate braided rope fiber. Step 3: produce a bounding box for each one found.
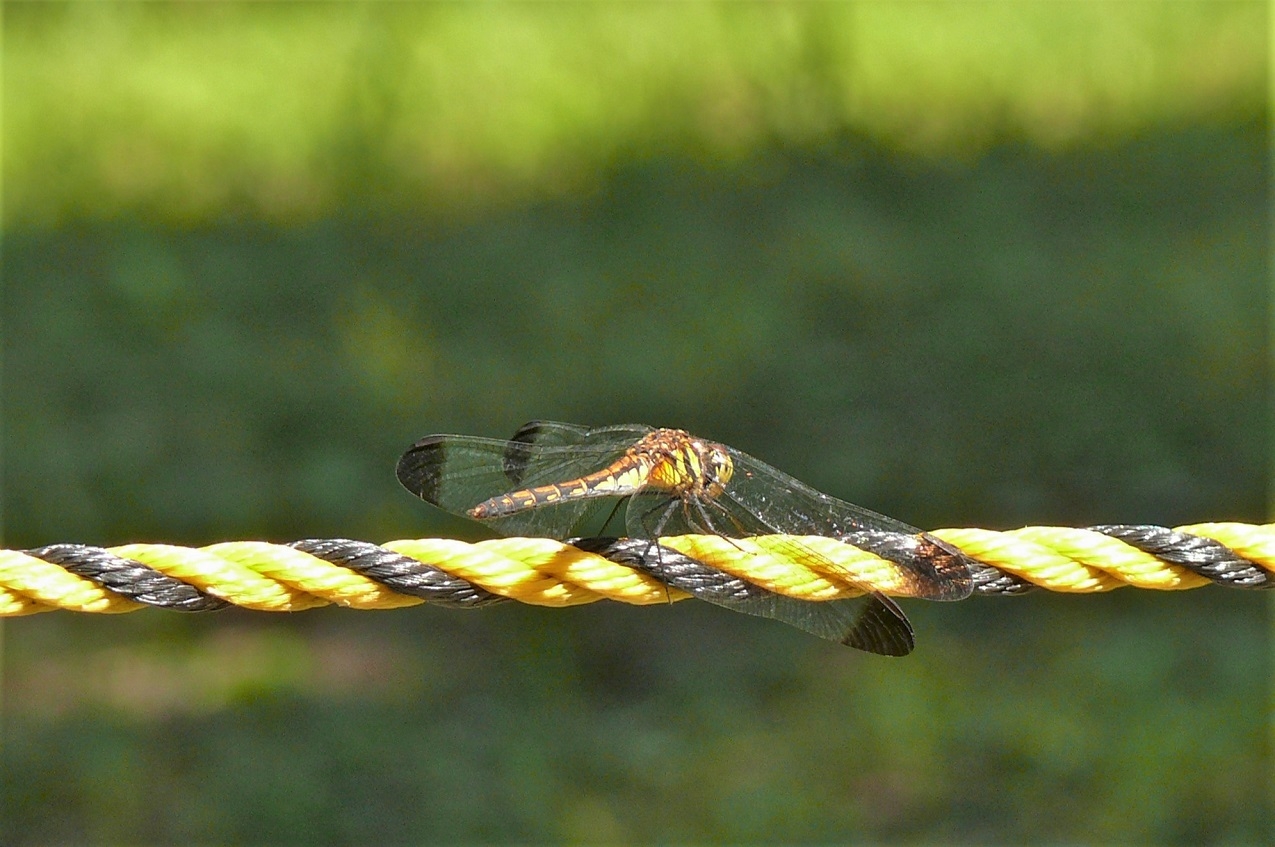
[1,523,1270,617]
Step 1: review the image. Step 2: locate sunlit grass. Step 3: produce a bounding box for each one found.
[3,1,1264,226]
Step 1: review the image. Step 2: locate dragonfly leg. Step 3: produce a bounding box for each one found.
[634,498,683,604]
[597,496,630,537]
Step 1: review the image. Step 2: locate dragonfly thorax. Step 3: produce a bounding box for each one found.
[640,429,734,500]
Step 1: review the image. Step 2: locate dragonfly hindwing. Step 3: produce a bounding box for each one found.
[395,435,449,505]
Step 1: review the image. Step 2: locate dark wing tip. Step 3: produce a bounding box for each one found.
[509,420,548,441]
[845,531,975,602]
[841,595,915,656]
[915,533,976,601]
[396,436,448,504]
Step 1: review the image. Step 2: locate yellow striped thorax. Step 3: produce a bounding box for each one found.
[467,429,734,519]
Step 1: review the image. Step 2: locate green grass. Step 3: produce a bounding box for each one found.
[3,1,1265,226]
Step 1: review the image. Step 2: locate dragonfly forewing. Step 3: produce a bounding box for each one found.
[628,486,919,652]
[717,447,974,601]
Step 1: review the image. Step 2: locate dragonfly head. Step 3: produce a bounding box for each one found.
[699,441,734,497]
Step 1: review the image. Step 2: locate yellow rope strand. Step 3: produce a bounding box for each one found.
[1,523,1271,617]
[384,537,684,607]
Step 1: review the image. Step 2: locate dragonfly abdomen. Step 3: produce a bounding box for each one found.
[467,458,653,520]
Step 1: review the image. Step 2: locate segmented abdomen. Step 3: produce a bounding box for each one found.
[467,456,652,519]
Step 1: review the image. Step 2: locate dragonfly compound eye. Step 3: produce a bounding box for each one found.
[704,445,734,494]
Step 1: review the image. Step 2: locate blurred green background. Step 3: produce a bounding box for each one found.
[1,2,1269,843]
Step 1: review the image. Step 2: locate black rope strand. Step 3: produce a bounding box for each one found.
[1088,525,1273,588]
[839,530,1027,596]
[26,543,230,611]
[288,538,506,608]
[841,530,1038,596]
[568,537,779,605]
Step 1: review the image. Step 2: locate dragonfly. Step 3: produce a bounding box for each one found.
[396,421,972,655]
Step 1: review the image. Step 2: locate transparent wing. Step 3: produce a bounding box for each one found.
[717,448,974,601]
[722,448,924,535]
[623,488,916,654]
[500,421,653,486]
[702,585,915,655]
[395,422,653,538]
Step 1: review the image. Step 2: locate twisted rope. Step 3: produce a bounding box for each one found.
[1,522,1270,617]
